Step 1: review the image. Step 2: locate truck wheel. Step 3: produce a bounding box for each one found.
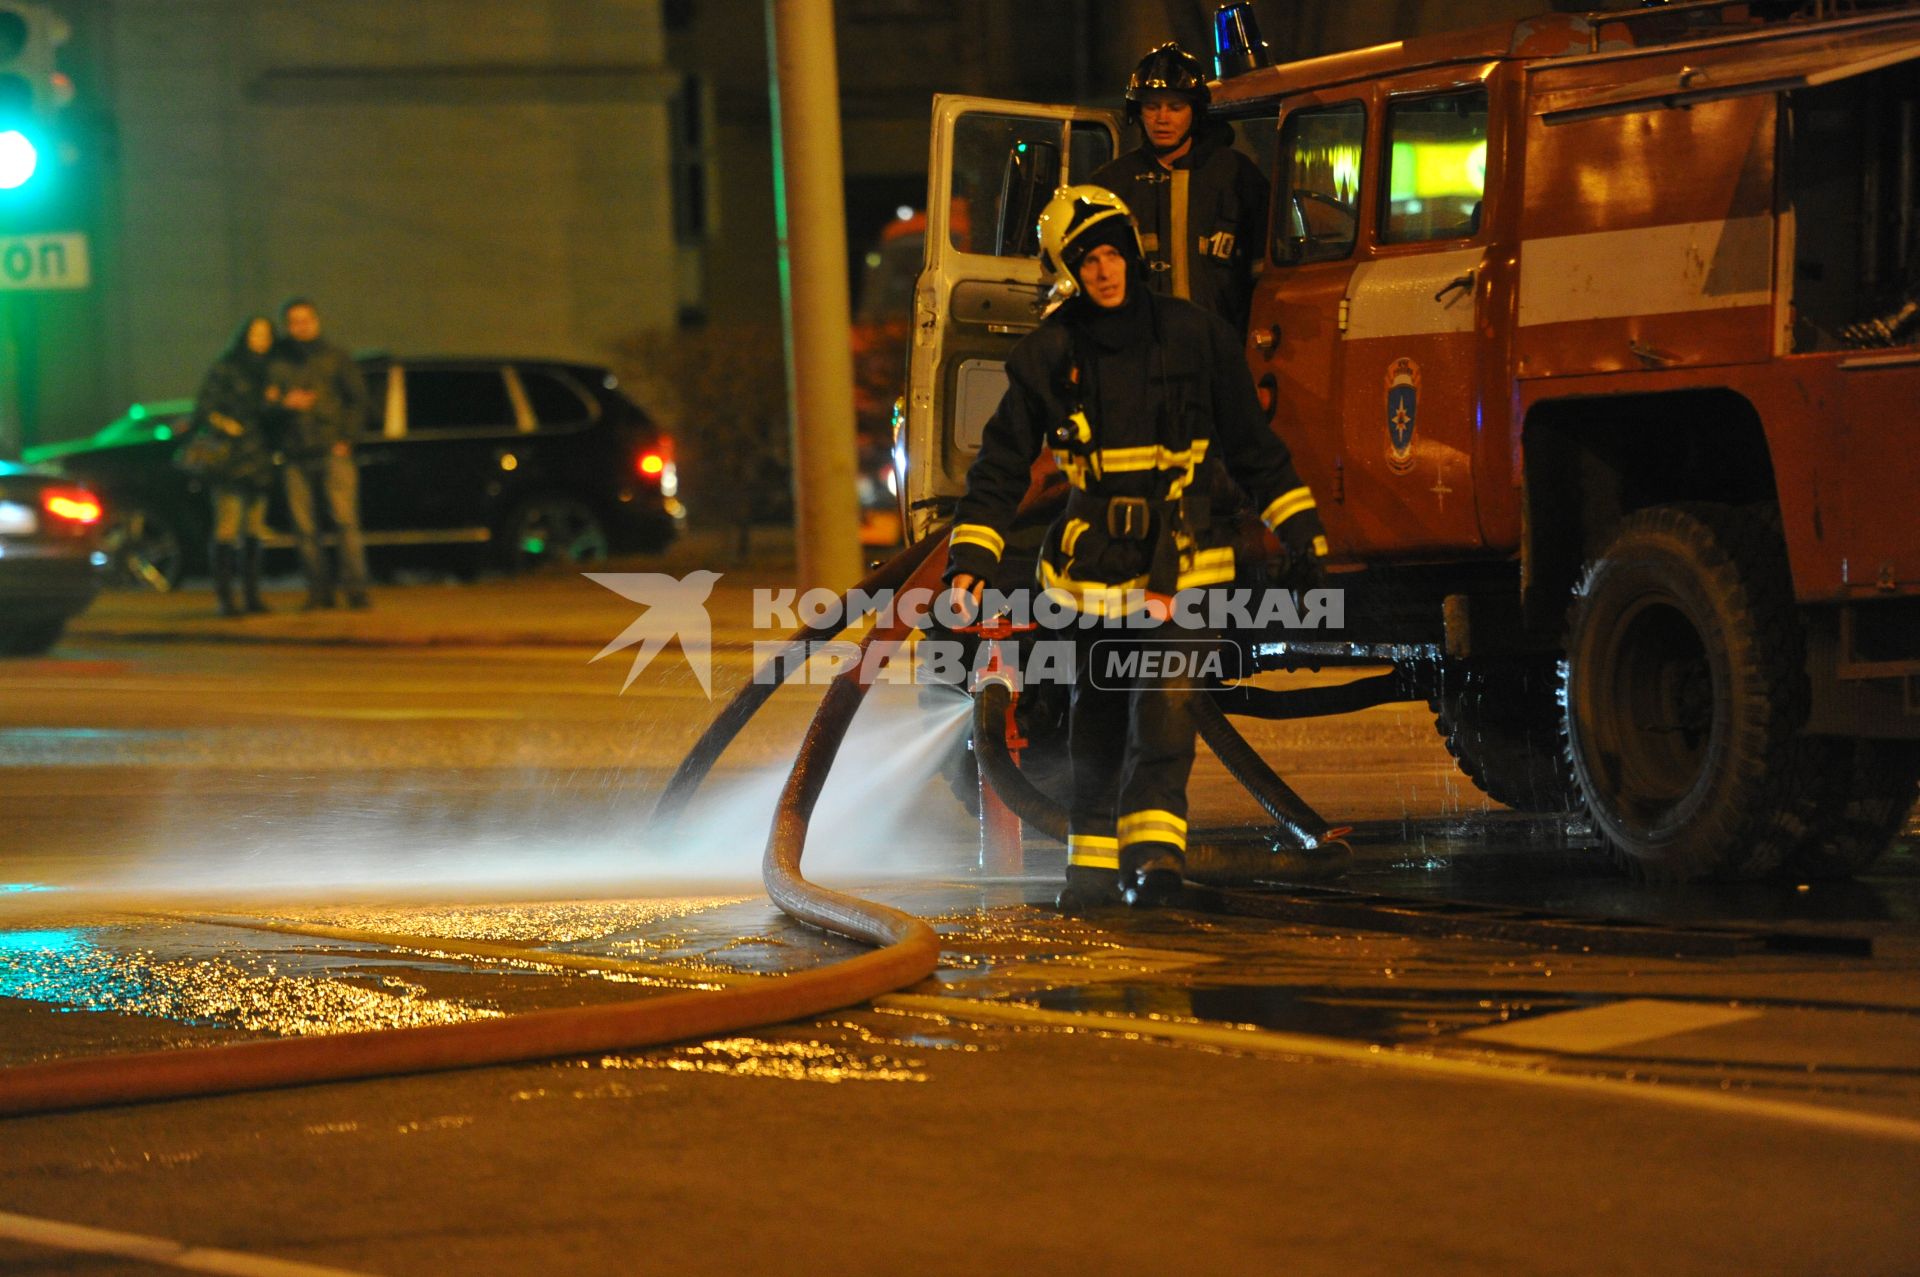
[1429,657,1575,812]
[1785,740,1920,879]
[1562,503,1820,882]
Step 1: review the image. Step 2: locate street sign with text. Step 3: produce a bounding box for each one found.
[0,229,85,289]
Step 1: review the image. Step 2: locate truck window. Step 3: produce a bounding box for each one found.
[1381,88,1488,245]
[1788,60,1920,350]
[1226,113,1279,266]
[1069,121,1115,192]
[949,113,1069,257]
[1274,101,1365,264]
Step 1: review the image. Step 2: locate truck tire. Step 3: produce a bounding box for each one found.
[1429,657,1576,812]
[1562,503,1821,882]
[1785,740,1920,880]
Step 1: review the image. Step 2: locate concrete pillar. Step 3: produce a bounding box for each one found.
[766,0,860,592]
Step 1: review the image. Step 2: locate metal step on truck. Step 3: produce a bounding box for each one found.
[895,0,1920,883]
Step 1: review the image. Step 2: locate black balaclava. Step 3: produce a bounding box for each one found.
[1082,263,1151,351]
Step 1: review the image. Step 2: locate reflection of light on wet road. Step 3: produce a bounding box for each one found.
[0,728,187,765]
[0,927,500,1035]
[274,897,751,945]
[589,1017,977,1085]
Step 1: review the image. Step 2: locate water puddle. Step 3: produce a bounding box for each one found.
[587,1018,972,1085]
[1026,980,1594,1044]
[0,927,502,1036]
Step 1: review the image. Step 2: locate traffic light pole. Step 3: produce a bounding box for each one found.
[766,0,861,594]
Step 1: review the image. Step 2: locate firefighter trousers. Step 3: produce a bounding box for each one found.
[1063,620,1208,874]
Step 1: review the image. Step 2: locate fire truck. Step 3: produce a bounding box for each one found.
[897,1,1920,882]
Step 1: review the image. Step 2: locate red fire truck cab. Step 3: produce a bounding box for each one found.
[901,1,1920,883]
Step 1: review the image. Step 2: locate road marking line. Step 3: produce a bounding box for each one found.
[1461,998,1761,1053]
[0,1209,378,1276]
[880,995,1920,1144]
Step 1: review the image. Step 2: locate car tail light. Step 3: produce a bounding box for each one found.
[637,434,674,474]
[42,488,102,526]
[638,437,678,498]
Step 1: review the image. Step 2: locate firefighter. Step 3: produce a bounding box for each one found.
[944,186,1327,908]
[1092,41,1269,331]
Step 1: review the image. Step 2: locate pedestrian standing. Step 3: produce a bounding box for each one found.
[944,187,1327,909]
[268,297,371,610]
[1092,42,1269,331]
[190,314,278,617]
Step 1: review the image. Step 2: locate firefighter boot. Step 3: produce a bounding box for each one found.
[1120,842,1186,909]
[1056,834,1122,911]
[211,543,241,618]
[240,537,270,614]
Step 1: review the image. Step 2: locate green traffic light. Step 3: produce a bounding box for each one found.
[0,128,36,189]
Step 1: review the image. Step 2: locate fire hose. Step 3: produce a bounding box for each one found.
[971,667,1380,857]
[0,506,1361,1116]
[0,541,949,1118]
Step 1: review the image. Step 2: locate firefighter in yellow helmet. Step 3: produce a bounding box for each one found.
[945,186,1327,908]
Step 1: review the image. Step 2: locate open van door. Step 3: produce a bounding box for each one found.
[899,95,1123,544]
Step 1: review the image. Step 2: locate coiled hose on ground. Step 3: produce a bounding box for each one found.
[0,540,949,1118]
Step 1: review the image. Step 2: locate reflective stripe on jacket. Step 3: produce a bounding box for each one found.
[944,290,1323,616]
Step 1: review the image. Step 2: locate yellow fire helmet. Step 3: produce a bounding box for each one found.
[1037,184,1145,300]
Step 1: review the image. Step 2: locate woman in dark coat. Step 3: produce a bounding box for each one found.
[192,314,279,615]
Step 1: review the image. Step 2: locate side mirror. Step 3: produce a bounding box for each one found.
[995,138,1060,258]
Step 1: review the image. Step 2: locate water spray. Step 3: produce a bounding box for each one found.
[0,487,1375,1116]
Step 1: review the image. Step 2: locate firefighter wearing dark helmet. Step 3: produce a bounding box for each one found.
[1092,41,1268,331]
[945,186,1327,908]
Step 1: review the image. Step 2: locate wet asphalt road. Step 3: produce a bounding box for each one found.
[2,590,1918,1275]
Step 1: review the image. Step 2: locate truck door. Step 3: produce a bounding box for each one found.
[901,95,1123,544]
[1337,80,1492,553]
[1254,94,1368,555]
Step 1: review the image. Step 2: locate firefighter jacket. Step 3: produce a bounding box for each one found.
[1091,121,1268,331]
[944,288,1325,618]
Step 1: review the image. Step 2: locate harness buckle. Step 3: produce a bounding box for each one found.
[1107,496,1151,541]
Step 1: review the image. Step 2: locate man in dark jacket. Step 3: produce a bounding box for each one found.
[1092,41,1268,331]
[269,297,371,610]
[945,187,1326,909]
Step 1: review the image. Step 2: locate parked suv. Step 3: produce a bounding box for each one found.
[25,356,682,588]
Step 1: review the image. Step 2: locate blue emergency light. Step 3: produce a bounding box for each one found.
[1213,3,1271,80]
